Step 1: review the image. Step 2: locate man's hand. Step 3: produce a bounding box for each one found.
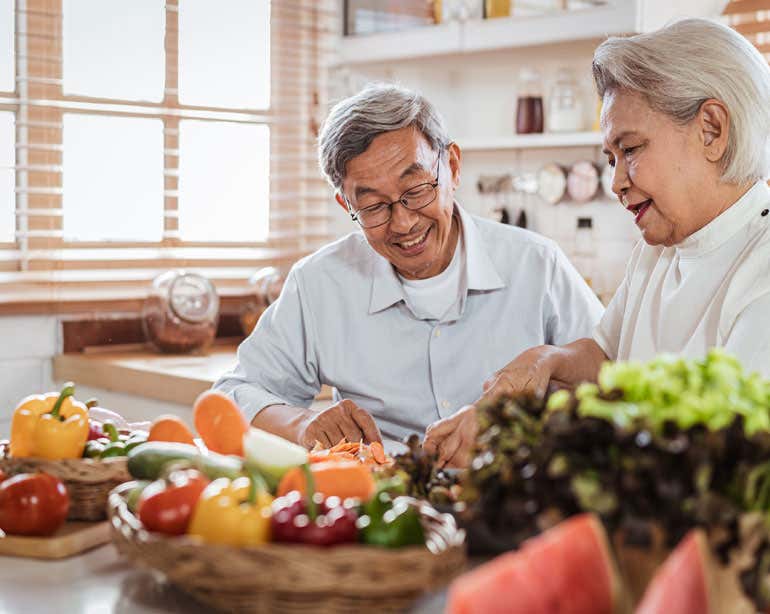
[297,399,382,449]
[423,405,478,469]
[481,345,560,403]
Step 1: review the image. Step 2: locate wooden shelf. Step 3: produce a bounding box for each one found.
[337,4,635,65]
[335,1,725,66]
[460,131,602,151]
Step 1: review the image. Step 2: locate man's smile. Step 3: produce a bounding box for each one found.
[392,226,431,253]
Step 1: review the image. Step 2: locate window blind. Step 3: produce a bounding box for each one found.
[723,0,770,59]
[0,0,337,305]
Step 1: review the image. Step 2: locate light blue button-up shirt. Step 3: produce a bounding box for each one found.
[215,205,603,441]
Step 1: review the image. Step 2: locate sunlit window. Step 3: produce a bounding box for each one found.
[178,120,269,241]
[63,114,163,241]
[0,112,13,243]
[63,0,165,101]
[178,0,270,109]
[0,0,12,93]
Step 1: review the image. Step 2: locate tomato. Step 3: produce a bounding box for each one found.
[0,469,7,483]
[0,473,69,536]
[137,468,209,535]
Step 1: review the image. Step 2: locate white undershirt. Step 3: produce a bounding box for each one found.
[398,233,464,321]
[594,180,770,377]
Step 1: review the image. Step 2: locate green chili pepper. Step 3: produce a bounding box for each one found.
[100,441,127,458]
[124,434,148,454]
[84,440,106,459]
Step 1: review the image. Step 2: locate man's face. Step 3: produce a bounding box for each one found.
[338,127,461,280]
[601,89,712,247]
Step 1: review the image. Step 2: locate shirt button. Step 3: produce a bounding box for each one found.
[442,400,450,409]
[762,209,769,217]
[434,328,441,338]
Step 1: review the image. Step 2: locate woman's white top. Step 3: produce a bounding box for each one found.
[594,180,770,377]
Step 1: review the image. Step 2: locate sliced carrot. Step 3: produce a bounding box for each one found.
[277,460,377,501]
[370,441,387,464]
[147,414,195,445]
[192,390,248,456]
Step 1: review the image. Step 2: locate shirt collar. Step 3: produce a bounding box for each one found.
[677,180,770,257]
[368,203,505,315]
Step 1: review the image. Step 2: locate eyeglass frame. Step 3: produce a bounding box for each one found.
[342,149,444,229]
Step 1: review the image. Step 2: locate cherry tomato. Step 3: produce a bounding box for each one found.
[0,473,69,536]
[137,469,209,535]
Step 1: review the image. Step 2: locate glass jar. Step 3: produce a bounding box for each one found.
[240,267,285,336]
[548,68,583,132]
[515,68,544,134]
[142,271,219,354]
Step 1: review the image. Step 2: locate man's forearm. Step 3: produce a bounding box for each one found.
[549,338,608,386]
[250,403,313,445]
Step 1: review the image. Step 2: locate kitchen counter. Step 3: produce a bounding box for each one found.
[52,345,332,407]
[0,543,448,613]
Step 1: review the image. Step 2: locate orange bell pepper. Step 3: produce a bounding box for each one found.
[10,382,89,460]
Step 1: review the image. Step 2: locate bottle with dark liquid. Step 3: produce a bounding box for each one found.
[516,68,544,134]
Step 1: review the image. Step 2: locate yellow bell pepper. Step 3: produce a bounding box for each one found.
[188,472,273,547]
[10,382,89,460]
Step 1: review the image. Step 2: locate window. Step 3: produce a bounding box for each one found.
[178,120,269,242]
[1,0,336,309]
[0,112,13,244]
[723,1,770,62]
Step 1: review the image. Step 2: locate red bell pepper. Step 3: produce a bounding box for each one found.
[137,468,210,535]
[271,465,359,547]
[0,472,69,536]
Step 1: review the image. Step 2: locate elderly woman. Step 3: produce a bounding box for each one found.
[424,18,770,465]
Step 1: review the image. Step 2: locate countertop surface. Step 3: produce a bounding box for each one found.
[53,344,333,407]
[0,543,448,614]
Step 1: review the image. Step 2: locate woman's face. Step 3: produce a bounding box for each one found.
[601,89,715,246]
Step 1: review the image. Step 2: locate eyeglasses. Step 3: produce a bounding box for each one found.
[345,152,442,229]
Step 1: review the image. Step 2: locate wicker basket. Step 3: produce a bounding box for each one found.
[0,440,130,521]
[108,481,467,614]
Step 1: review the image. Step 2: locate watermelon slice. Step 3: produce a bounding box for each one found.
[447,514,627,614]
[636,529,754,614]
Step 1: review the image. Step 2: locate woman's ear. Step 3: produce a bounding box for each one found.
[699,99,730,164]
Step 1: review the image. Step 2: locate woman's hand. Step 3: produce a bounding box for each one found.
[481,345,561,403]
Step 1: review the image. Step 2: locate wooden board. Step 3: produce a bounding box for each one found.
[0,521,110,559]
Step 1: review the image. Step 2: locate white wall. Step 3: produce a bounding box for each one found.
[0,315,191,438]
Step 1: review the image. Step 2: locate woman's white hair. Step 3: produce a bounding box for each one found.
[318,83,450,190]
[592,18,770,184]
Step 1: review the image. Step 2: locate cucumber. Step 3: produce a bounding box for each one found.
[127,442,200,479]
[127,441,244,481]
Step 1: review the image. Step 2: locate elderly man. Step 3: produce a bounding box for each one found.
[215,83,602,457]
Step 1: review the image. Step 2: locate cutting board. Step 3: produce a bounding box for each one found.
[0,521,110,559]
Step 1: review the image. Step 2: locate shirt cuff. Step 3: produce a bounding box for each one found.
[592,327,617,362]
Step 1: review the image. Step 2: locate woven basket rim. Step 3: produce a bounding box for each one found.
[0,439,129,481]
[109,481,466,555]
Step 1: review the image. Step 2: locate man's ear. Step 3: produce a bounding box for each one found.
[699,99,730,164]
[335,192,348,212]
[447,141,462,191]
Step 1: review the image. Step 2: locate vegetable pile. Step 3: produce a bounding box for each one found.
[124,425,427,551]
[457,350,770,609]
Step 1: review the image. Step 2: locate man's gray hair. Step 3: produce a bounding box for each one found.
[592,18,770,184]
[318,83,451,191]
